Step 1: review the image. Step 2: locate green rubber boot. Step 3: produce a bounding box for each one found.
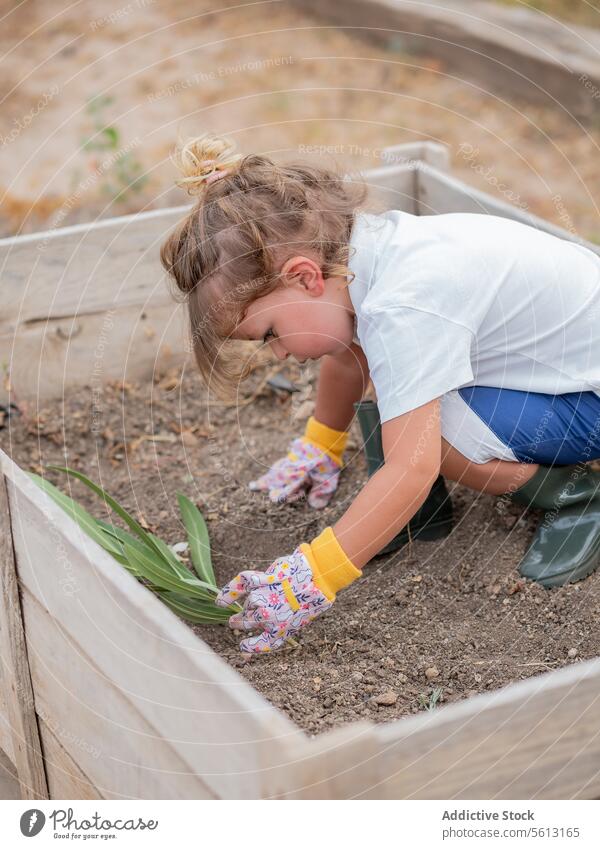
[507,462,600,588]
[507,462,600,511]
[354,399,454,556]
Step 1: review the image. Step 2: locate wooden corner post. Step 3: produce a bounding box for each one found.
[0,472,49,799]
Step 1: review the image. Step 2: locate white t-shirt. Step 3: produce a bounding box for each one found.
[347,209,600,424]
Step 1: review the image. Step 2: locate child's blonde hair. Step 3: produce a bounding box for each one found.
[160,131,369,400]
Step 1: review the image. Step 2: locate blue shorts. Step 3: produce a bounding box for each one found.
[440,386,600,466]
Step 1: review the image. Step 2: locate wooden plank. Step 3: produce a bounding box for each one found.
[416,163,600,257]
[1,448,307,799]
[0,473,48,800]
[38,720,103,800]
[369,657,600,799]
[290,0,600,120]
[0,747,19,800]
[0,660,15,762]
[381,141,450,172]
[359,163,418,214]
[0,204,192,329]
[265,722,381,799]
[0,298,188,407]
[22,590,214,799]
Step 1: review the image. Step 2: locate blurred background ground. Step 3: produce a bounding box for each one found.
[498,0,600,27]
[1,0,599,241]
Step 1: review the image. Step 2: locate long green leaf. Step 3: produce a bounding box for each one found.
[28,472,128,564]
[47,466,216,594]
[147,531,215,591]
[46,464,165,556]
[177,492,216,585]
[29,471,230,627]
[96,518,144,548]
[121,541,216,600]
[121,541,193,595]
[156,591,233,623]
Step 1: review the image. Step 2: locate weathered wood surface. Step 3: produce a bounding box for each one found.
[273,658,600,799]
[373,656,600,799]
[38,720,103,800]
[290,0,600,120]
[0,205,191,328]
[22,589,216,799]
[0,664,15,762]
[0,747,19,800]
[0,300,187,408]
[1,448,306,799]
[416,162,600,257]
[0,473,48,800]
[378,141,450,172]
[266,721,380,799]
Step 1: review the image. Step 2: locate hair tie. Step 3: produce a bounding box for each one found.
[200,160,232,185]
[171,133,244,196]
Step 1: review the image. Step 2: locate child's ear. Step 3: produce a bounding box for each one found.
[280,256,324,294]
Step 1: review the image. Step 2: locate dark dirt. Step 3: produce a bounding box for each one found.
[4,363,600,737]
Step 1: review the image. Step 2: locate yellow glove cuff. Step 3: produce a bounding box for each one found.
[302,416,348,466]
[300,526,362,602]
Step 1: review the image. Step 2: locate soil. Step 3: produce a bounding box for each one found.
[4,363,600,737]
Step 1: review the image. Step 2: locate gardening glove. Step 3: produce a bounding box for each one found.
[215,526,361,653]
[249,415,348,508]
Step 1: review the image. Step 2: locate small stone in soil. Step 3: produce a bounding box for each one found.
[567,648,578,658]
[425,666,440,681]
[374,690,398,706]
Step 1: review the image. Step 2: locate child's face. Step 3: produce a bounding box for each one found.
[229,256,356,363]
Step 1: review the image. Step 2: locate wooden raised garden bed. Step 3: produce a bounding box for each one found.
[1,142,600,799]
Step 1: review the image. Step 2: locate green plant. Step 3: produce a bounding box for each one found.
[28,465,237,625]
[418,687,443,712]
[81,95,148,200]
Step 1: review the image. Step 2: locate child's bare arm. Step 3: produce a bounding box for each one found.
[219,397,442,653]
[248,343,370,508]
[333,398,442,568]
[314,342,370,432]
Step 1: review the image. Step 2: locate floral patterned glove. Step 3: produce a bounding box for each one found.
[249,416,348,509]
[215,527,362,654]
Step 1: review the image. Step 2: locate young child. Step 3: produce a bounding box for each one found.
[161,131,600,655]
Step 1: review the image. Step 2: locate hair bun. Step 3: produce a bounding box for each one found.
[171,131,244,196]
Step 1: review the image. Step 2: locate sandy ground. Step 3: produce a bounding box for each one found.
[1,0,599,241]
[5,363,600,736]
[498,0,600,28]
